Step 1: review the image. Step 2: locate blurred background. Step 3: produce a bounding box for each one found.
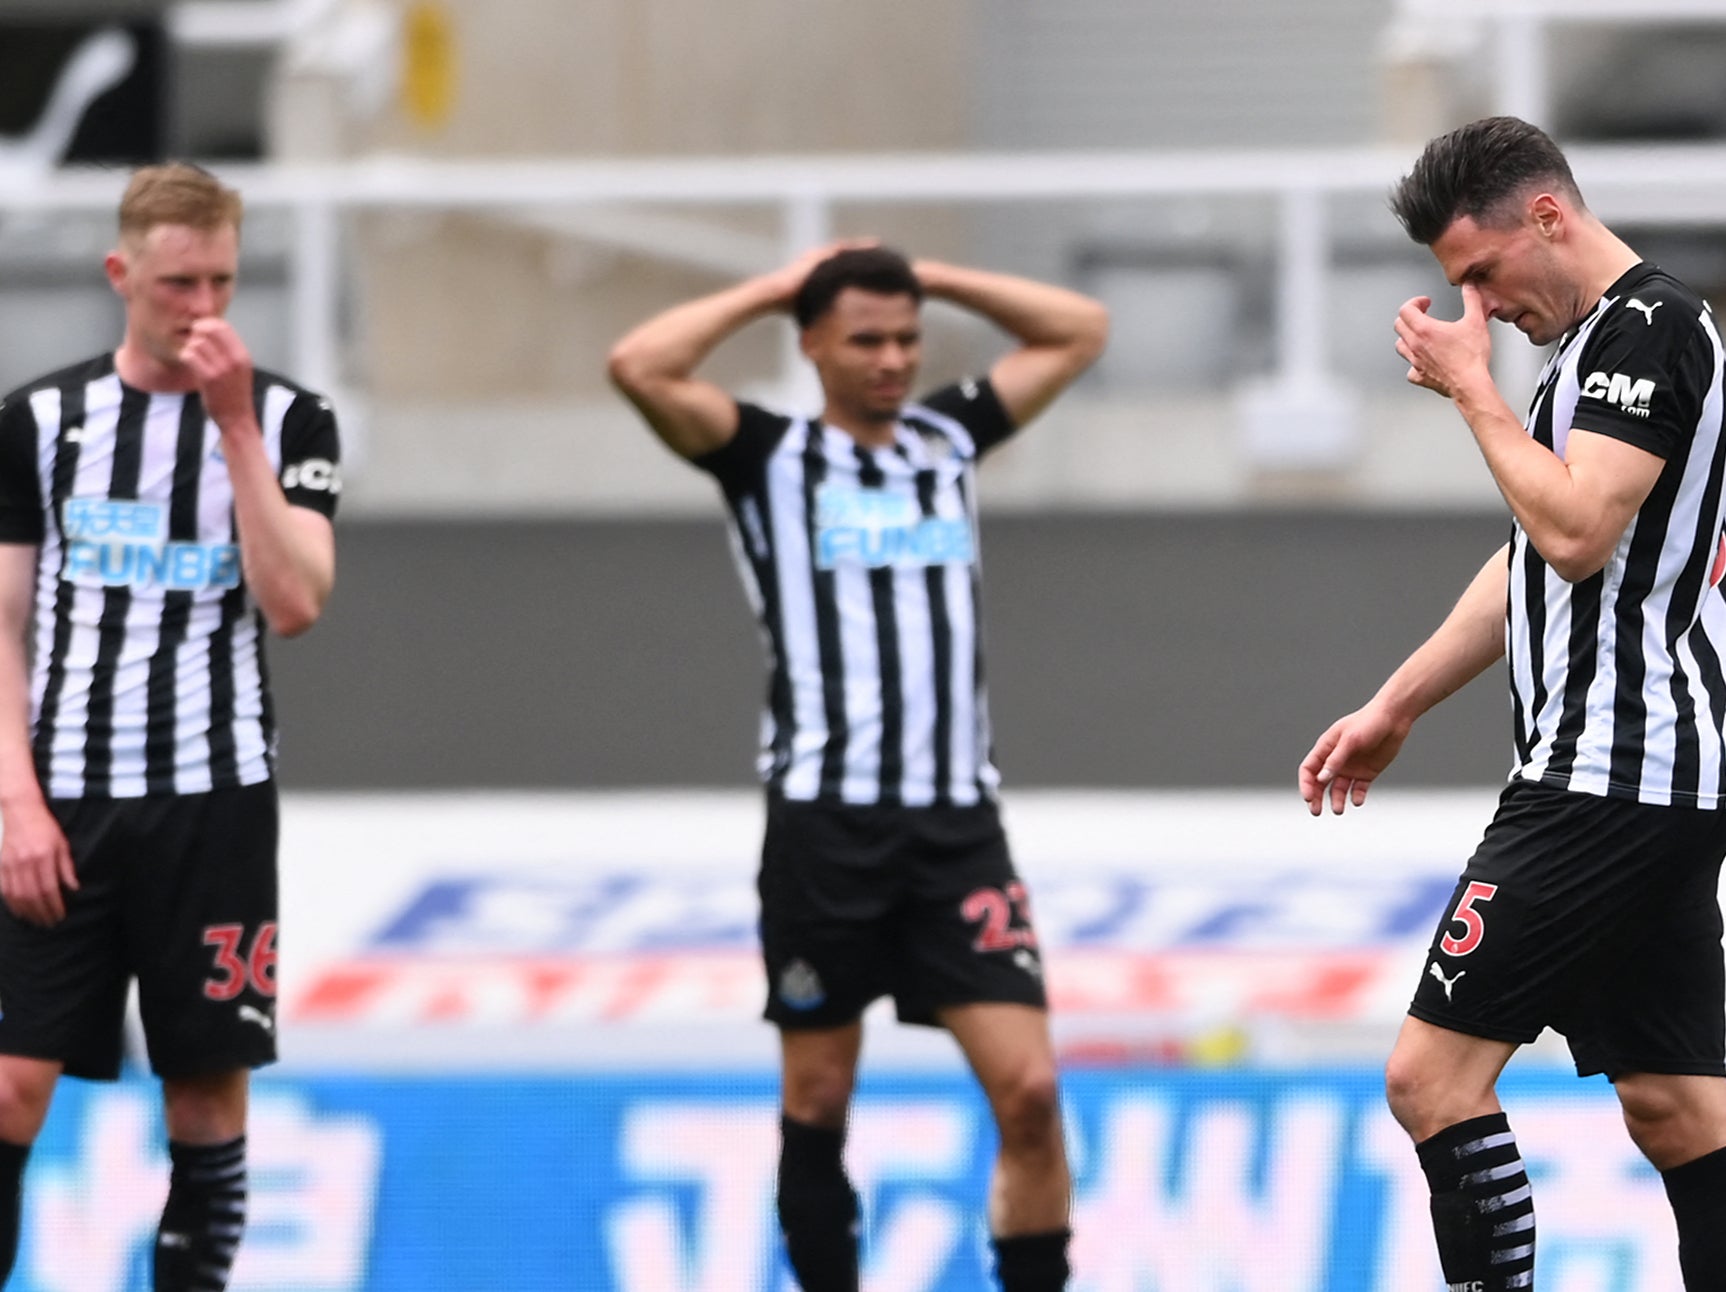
[5,1,1726,1288]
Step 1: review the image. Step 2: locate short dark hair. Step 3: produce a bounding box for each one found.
[793,246,923,329]
[1389,116,1584,246]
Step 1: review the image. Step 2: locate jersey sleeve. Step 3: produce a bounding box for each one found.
[1569,292,1700,461]
[919,378,1016,457]
[278,391,342,519]
[691,401,792,494]
[0,395,45,545]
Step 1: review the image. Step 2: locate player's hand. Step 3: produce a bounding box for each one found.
[180,317,258,435]
[0,798,78,926]
[1298,701,1412,817]
[1394,285,1492,400]
[759,239,881,308]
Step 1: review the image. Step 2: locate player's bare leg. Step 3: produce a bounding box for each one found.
[778,1023,864,1292]
[1616,1071,1726,1287]
[943,1002,1070,1291]
[0,1055,60,1280]
[1386,1018,1532,1291]
[156,1069,250,1292]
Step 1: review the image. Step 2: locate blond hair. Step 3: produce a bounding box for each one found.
[117,162,243,245]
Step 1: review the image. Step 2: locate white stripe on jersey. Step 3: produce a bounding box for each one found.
[766,420,828,802]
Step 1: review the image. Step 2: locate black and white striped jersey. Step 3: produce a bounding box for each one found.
[694,378,1017,806]
[0,353,341,799]
[1508,263,1726,807]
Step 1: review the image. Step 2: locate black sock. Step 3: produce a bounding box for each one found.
[1415,1113,1535,1291]
[992,1228,1071,1292]
[155,1136,247,1292]
[1662,1143,1726,1289]
[0,1139,28,1282]
[777,1115,859,1292]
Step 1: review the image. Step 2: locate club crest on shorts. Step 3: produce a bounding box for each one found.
[778,958,826,1011]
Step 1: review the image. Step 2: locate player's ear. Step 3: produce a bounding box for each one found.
[1529,192,1563,240]
[103,249,130,295]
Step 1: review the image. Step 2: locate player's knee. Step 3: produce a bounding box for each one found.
[1615,1074,1716,1167]
[1383,1051,1442,1137]
[0,1060,58,1144]
[990,1063,1062,1153]
[781,1071,854,1129]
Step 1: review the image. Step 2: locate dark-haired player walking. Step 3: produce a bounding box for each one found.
[1302,117,1726,1289]
[610,244,1106,1291]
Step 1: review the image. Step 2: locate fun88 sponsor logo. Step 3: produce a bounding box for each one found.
[61,499,241,592]
[815,484,973,570]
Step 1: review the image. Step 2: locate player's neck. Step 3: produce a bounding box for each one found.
[113,340,197,394]
[820,406,900,449]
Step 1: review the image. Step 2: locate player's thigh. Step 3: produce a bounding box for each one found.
[129,781,280,1079]
[758,796,899,1028]
[0,797,131,1080]
[894,804,1047,1025]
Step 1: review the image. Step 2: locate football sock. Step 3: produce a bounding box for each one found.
[1415,1112,1535,1291]
[1661,1143,1726,1289]
[777,1114,860,1292]
[992,1227,1071,1291]
[155,1136,247,1292]
[0,1139,28,1281]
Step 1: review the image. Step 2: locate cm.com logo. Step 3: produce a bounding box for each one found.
[1582,370,1656,418]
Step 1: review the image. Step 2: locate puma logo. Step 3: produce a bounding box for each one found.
[1428,960,1466,1003]
[1627,298,1663,325]
[237,1003,276,1035]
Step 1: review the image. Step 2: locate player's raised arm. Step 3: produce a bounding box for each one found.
[912,259,1109,430]
[609,242,873,459]
[1299,543,1509,816]
[1395,282,1665,581]
[181,317,336,638]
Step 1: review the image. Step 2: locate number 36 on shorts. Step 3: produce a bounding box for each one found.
[201,921,279,1000]
[1440,882,1498,957]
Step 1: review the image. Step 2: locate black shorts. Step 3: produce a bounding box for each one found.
[758,795,1049,1029]
[0,781,280,1081]
[1409,778,1726,1080]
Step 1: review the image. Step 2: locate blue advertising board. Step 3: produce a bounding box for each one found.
[13,1065,1679,1291]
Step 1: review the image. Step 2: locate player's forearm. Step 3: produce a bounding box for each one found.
[608,275,787,391]
[1373,544,1509,725]
[912,260,1109,357]
[223,432,335,637]
[1453,380,1616,578]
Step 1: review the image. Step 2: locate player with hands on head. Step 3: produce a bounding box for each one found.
[0,162,340,1290]
[610,243,1107,1292]
[1300,116,1726,1290]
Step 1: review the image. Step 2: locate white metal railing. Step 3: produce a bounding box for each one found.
[1394,0,1726,126]
[6,145,1726,424]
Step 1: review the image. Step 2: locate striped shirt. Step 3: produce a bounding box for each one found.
[0,353,341,799]
[1508,263,1726,807]
[695,378,1016,806]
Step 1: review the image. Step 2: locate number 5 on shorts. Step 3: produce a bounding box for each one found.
[1440,882,1498,957]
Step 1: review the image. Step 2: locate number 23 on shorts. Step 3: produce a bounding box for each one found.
[1441,881,1498,957]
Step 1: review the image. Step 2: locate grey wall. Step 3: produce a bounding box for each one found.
[267,511,1514,791]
